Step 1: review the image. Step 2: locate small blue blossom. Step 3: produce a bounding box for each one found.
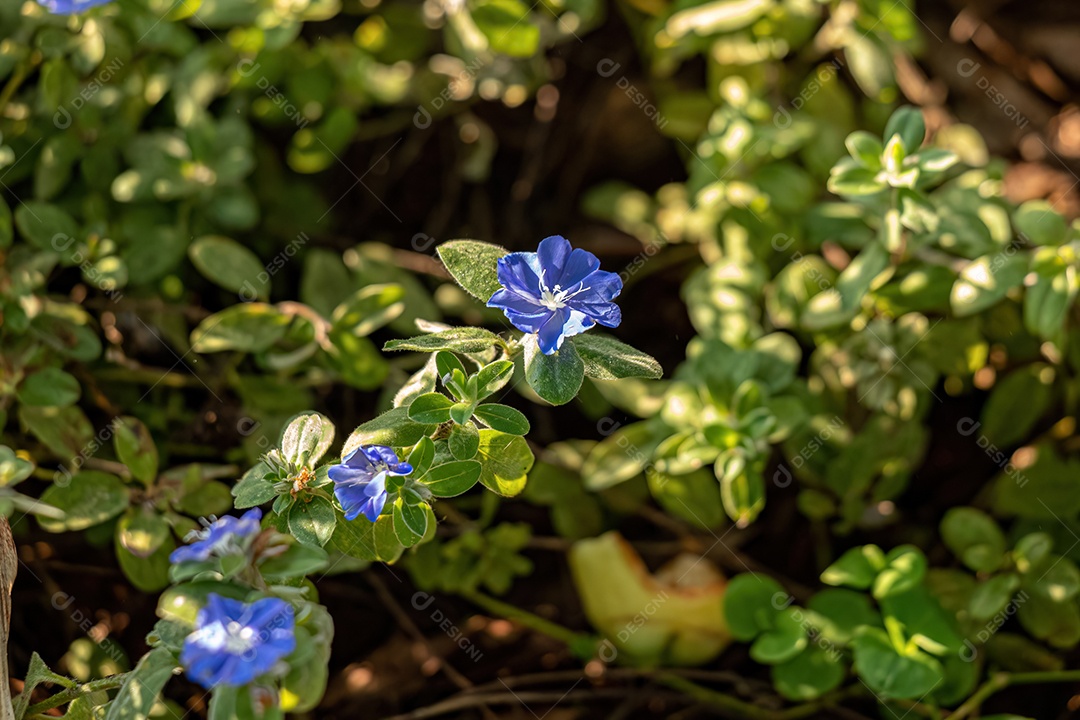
[328,445,412,522]
[37,0,112,13]
[487,235,622,355]
[170,509,262,564]
[181,594,295,689]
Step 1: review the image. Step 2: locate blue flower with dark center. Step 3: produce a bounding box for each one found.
[328,445,412,522]
[181,594,295,689]
[37,0,112,13]
[486,235,622,355]
[170,509,262,564]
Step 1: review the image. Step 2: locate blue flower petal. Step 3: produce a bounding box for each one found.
[535,236,572,283]
[38,0,112,13]
[363,445,401,467]
[180,595,295,689]
[536,308,570,354]
[389,461,413,475]
[555,248,601,288]
[487,288,543,317]
[360,491,388,522]
[495,253,543,299]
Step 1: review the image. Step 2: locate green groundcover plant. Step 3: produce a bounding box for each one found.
[3,0,1080,718]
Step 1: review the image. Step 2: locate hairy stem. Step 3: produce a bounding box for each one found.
[23,674,129,717]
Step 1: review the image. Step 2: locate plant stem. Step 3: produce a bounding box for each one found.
[461,590,590,650]
[24,674,129,716]
[949,669,1080,720]
[657,673,862,720]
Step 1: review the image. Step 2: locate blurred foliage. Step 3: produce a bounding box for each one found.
[2,0,1080,717]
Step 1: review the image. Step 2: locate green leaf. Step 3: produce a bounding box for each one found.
[39,471,130,532]
[407,437,436,477]
[449,402,473,425]
[835,242,890,311]
[331,284,406,337]
[772,644,845,701]
[232,461,278,509]
[343,407,434,453]
[970,573,1020,621]
[0,194,11,249]
[473,0,541,56]
[332,512,403,563]
[156,581,249,626]
[0,445,34,487]
[190,304,290,353]
[845,131,884,170]
[279,604,333,712]
[1024,267,1076,340]
[435,350,468,380]
[327,330,389,390]
[647,469,724,530]
[408,392,454,423]
[384,327,503,353]
[436,240,507,300]
[422,460,482,497]
[581,421,659,491]
[393,497,429,546]
[1017,593,1080,648]
[873,545,928,600]
[300,249,352,317]
[259,543,330,581]
[821,545,885,589]
[750,607,807,664]
[12,654,75,720]
[208,687,238,720]
[448,422,480,460]
[473,403,530,435]
[1013,532,1053,573]
[980,365,1054,447]
[280,412,336,468]
[524,335,584,405]
[827,164,887,196]
[288,496,337,547]
[883,106,926,154]
[19,405,93,462]
[474,360,514,398]
[1028,555,1080,603]
[117,507,169,558]
[1014,200,1067,246]
[14,201,78,251]
[805,588,881,646]
[879,586,964,653]
[950,252,1027,317]
[16,367,81,407]
[188,235,269,300]
[115,530,173,592]
[664,0,770,38]
[571,334,663,380]
[174,481,233,518]
[852,627,943,700]
[723,573,786,641]
[476,429,533,497]
[103,647,177,720]
[716,450,765,528]
[941,507,1006,573]
[113,416,158,486]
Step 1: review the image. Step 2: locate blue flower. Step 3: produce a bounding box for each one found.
[37,0,112,13]
[487,235,622,355]
[181,594,295,689]
[170,509,262,564]
[328,445,412,522]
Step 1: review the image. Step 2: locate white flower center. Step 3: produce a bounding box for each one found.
[223,621,258,654]
[538,283,589,311]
